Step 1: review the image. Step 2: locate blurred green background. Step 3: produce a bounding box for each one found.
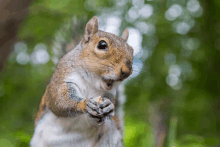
[0,0,220,146]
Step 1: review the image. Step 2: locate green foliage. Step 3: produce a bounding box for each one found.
[0,0,220,147]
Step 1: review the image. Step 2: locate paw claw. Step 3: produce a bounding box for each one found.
[86,97,114,123]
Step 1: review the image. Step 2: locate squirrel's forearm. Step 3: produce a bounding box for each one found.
[46,82,87,117]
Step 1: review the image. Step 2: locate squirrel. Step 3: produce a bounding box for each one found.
[30,16,133,147]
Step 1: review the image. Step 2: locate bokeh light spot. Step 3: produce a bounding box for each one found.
[132,0,144,8]
[175,22,190,35]
[169,65,181,77]
[127,28,142,56]
[16,52,30,65]
[135,21,149,34]
[165,4,183,21]
[131,59,143,78]
[105,16,121,35]
[139,4,154,19]
[14,42,28,53]
[187,0,200,13]
[128,7,140,20]
[116,0,127,6]
[166,73,178,86]
[31,43,49,65]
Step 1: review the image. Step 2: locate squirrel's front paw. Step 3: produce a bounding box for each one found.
[86,98,102,119]
[86,97,114,125]
[99,97,114,119]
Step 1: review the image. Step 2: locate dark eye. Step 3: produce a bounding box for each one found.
[97,40,108,50]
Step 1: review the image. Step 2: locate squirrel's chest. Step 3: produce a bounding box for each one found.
[64,73,107,99]
[31,110,116,147]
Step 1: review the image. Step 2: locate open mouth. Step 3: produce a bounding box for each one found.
[102,78,114,90]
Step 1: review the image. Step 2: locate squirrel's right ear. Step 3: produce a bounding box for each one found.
[83,16,98,44]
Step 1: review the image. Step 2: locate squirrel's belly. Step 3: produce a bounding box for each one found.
[30,110,102,147]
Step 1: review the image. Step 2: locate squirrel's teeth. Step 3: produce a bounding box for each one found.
[107,83,112,87]
[107,80,114,87]
[106,80,113,85]
[103,79,114,88]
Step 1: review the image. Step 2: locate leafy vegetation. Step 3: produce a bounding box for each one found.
[0,0,220,146]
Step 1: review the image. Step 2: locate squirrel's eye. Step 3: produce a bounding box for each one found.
[97,40,108,50]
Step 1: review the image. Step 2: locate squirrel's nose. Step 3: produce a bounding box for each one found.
[121,69,129,79]
[119,66,131,81]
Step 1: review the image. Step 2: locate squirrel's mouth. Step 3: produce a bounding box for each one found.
[101,78,114,90]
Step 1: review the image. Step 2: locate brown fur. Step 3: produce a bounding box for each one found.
[112,115,123,133]
[80,30,133,81]
[77,99,87,112]
[35,91,47,124]
[34,16,133,132]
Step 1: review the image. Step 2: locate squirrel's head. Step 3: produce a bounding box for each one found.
[80,16,133,91]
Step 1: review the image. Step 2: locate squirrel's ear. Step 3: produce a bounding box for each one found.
[83,16,98,43]
[121,29,129,41]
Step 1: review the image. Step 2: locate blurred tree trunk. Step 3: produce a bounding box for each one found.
[0,0,31,71]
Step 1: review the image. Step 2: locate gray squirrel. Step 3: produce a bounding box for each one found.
[30,16,133,147]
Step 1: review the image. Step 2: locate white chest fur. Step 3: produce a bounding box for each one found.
[64,71,117,99]
[30,73,122,147]
[30,110,122,147]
